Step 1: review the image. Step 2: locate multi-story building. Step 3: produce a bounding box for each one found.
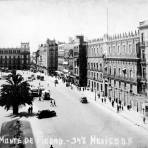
[36,39,58,75]
[87,37,104,97]
[57,36,87,87]
[0,43,30,70]
[103,32,140,110]
[87,20,148,112]
[138,20,148,96]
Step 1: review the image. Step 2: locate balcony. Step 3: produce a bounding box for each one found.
[87,68,103,72]
[103,73,137,84]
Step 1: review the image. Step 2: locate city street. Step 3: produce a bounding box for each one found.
[25,73,148,148]
[1,71,148,148]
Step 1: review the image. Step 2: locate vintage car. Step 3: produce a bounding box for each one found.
[37,110,56,119]
[80,97,88,104]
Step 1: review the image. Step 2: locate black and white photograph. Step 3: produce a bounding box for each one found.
[0,0,148,148]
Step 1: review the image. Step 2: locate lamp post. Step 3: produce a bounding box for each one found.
[94,88,97,101]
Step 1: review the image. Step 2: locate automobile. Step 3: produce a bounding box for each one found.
[80,97,88,104]
[37,110,56,119]
[30,87,39,97]
[55,79,58,84]
[40,76,44,81]
[66,82,70,87]
[42,90,50,100]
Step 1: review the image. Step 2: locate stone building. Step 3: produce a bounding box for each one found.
[103,32,140,110]
[0,43,30,70]
[87,38,104,97]
[57,36,87,87]
[36,39,58,75]
[87,20,148,111]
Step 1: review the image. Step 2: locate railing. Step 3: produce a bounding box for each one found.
[87,68,103,72]
[103,73,137,83]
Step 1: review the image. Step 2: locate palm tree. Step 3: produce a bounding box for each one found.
[0,70,33,114]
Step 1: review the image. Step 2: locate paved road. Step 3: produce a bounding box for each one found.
[28,77,148,148]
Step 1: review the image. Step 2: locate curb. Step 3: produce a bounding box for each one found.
[86,93,148,132]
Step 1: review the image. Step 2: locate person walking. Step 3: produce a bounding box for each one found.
[50,99,53,107]
[53,99,56,107]
[28,107,31,114]
[30,106,33,114]
[143,116,146,124]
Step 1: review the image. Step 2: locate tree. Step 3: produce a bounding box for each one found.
[0,70,33,114]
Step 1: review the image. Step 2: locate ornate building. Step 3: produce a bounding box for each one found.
[103,32,140,110]
[0,43,30,70]
[87,20,148,112]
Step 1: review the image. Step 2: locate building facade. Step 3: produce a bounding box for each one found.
[57,36,87,87]
[87,37,104,97]
[87,20,148,112]
[0,43,30,70]
[36,39,58,75]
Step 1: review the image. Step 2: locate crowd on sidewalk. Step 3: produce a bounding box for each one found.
[54,75,148,131]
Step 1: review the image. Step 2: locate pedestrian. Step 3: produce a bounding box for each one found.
[104,97,106,103]
[30,106,33,114]
[117,105,119,113]
[50,99,53,107]
[121,105,124,111]
[50,145,54,148]
[142,108,145,114]
[143,116,146,124]
[53,99,56,107]
[28,107,30,114]
[101,98,103,103]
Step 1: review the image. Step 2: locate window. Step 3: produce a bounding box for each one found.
[114,68,116,76]
[100,63,102,70]
[118,46,120,53]
[109,67,111,74]
[142,49,145,60]
[119,82,121,88]
[141,33,144,43]
[143,68,146,79]
[119,68,121,76]
[130,70,132,78]
[129,44,132,53]
[109,47,111,54]
[114,80,116,87]
[130,84,133,92]
[123,45,126,53]
[96,63,98,70]
[124,83,126,89]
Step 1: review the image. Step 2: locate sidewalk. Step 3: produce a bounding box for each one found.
[82,88,148,131]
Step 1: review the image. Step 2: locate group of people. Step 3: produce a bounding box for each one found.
[28,105,33,114]
[50,99,56,107]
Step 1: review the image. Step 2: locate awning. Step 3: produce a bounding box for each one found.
[55,70,63,74]
[63,61,68,65]
[63,69,69,73]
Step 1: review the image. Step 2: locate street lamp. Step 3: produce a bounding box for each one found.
[94,88,97,101]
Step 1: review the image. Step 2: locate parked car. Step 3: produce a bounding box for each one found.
[66,82,70,87]
[37,110,56,119]
[55,79,58,84]
[42,90,50,100]
[80,97,88,104]
[30,87,39,97]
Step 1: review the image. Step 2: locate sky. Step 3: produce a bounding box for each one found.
[0,0,148,52]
